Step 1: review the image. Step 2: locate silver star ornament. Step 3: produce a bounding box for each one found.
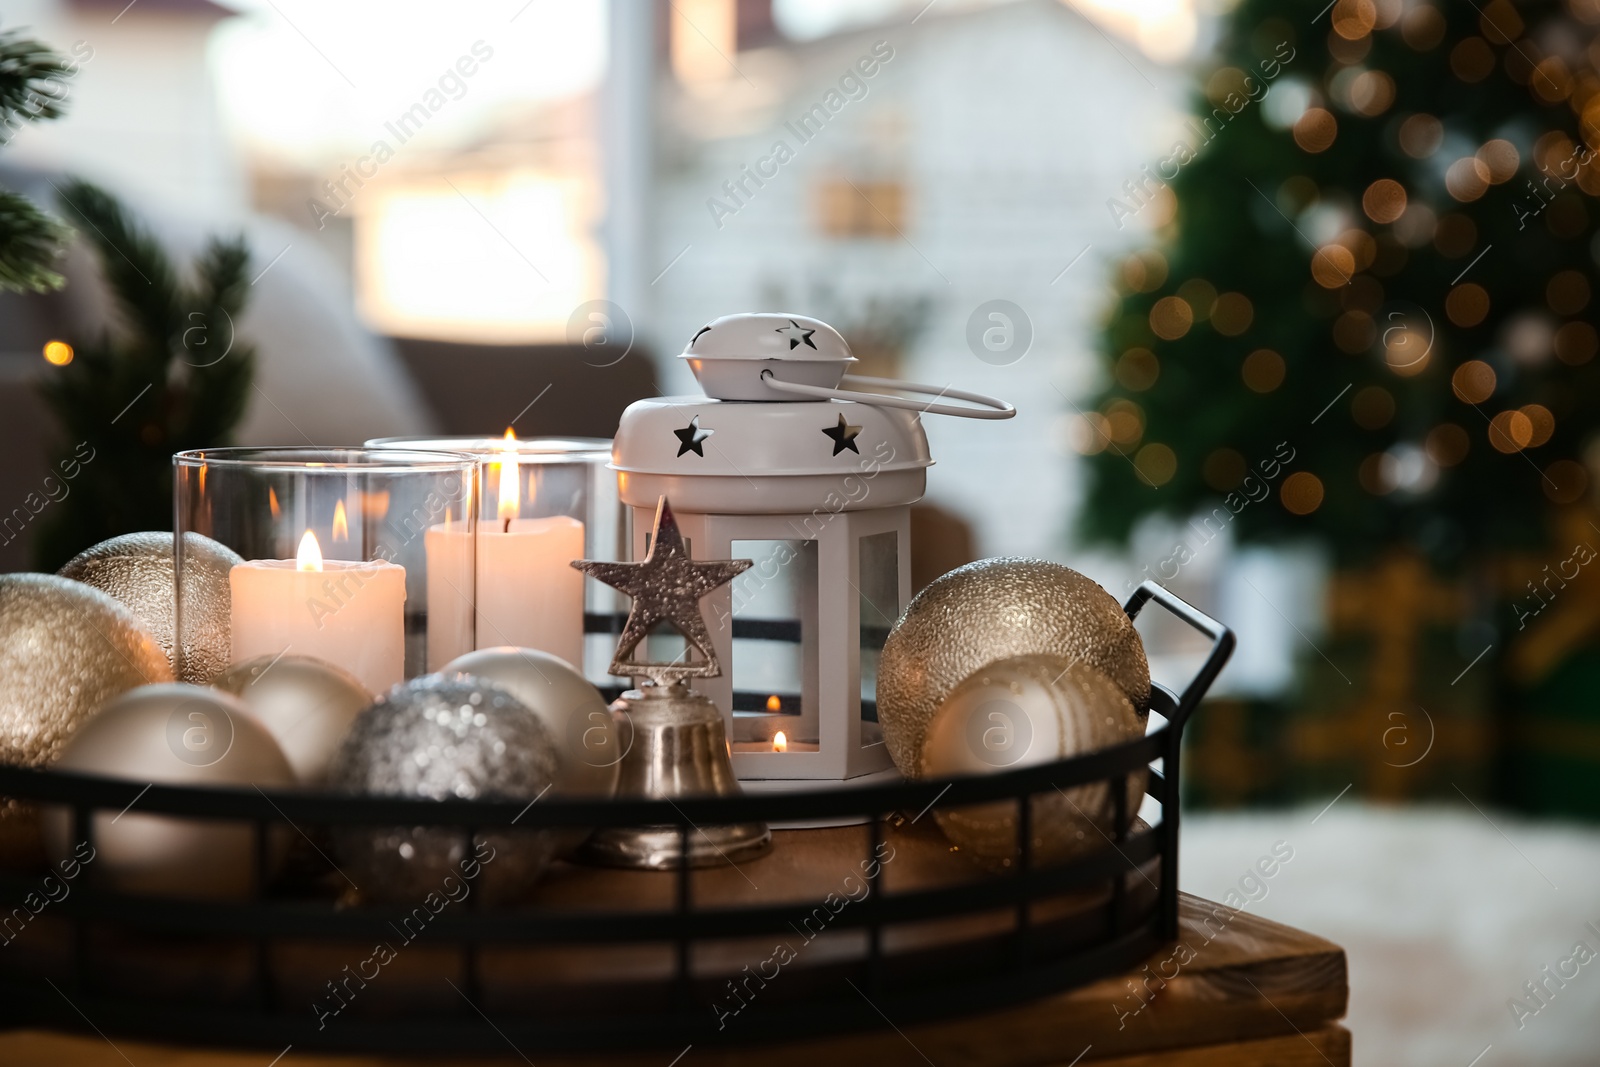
[570,497,752,684]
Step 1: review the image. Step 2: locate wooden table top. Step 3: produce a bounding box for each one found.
[0,892,1348,1066]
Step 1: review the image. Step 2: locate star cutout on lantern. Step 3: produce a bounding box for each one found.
[821,412,862,455]
[571,498,752,684]
[674,415,713,457]
[775,319,818,350]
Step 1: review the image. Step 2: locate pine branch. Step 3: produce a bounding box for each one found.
[54,178,180,367]
[177,235,255,445]
[0,26,72,130]
[0,187,66,292]
[34,183,257,566]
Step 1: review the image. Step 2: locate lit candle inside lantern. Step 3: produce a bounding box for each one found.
[475,430,585,665]
[772,731,788,753]
[230,527,407,694]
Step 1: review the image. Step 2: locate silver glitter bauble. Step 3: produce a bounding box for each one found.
[443,647,621,800]
[58,531,241,684]
[213,655,371,785]
[0,574,173,866]
[877,558,1150,779]
[921,656,1146,870]
[41,683,295,898]
[328,675,561,905]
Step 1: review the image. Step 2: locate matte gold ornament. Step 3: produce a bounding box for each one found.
[0,574,173,866]
[877,557,1151,779]
[41,683,295,898]
[213,655,372,785]
[920,656,1146,870]
[58,531,242,684]
[327,675,562,904]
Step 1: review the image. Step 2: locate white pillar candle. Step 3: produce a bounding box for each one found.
[230,531,407,694]
[473,515,585,666]
[423,519,475,671]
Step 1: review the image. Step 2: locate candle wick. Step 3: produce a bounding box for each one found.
[503,516,511,534]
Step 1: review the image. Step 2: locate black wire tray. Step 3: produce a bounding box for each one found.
[0,581,1232,1055]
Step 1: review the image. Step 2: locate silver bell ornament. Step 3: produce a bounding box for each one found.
[572,498,770,869]
[327,675,561,904]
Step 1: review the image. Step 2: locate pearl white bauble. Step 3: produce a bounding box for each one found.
[443,647,621,800]
[213,655,371,784]
[42,684,295,898]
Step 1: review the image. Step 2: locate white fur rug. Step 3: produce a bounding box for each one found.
[1181,803,1600,1067]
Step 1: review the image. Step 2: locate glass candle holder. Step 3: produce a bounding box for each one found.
[366,436,623,681]
[173,447,480,695]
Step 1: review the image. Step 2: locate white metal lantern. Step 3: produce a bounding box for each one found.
[609,313,1012,789]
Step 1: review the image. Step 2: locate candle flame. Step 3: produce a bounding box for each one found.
[268,486,280,519]
[332,499,349,541]
[772,731,787,753]
[496,428,520,523]
[766,694,782,712]
[296,530,323,572]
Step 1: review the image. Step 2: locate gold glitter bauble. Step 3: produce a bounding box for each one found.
[58,531,241,685]
[41,683,294,898]
[921,656,1146,870]
[0,574,173,865]
[213,655,372,785]
[877,557,1151,779]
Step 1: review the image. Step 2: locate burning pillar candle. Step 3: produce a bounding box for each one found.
[423,514,475,670]
[230,530,407,694]
[474,437,585,666]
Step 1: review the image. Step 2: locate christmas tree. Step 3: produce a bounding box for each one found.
[34,180,255,570]
[1081,0,1598,564]
[1077,0,1600,810]
[0,22,75,292]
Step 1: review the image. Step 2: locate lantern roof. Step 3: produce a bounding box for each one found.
[611,312,939,513]
[611,395,932,480]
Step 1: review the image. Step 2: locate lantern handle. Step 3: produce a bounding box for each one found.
[758,371,1016,419]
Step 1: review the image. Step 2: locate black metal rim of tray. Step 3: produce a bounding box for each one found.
[0,581,1233,1055]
